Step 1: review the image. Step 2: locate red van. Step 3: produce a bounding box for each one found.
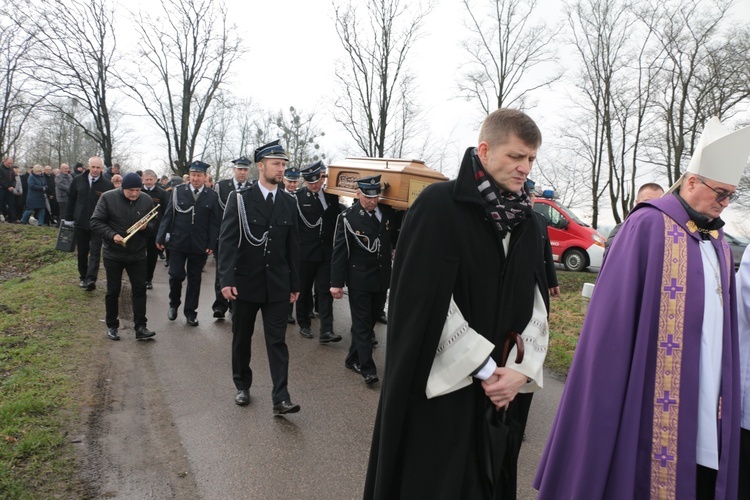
[532,191,606,272]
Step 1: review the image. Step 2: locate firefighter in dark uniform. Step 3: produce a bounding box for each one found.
[295,161,342,343]
[217,140,301,415]
[156,161,221,326]
[140,169,167,290]
[211,156,252,319]
[283,165,301,324]
[330,175,397,384]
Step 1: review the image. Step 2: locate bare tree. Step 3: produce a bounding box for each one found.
[0,9,43,158]
[274,106,326,170]
[20,99,101,167]
[5,0,120,167]
[125,0,243,175]
[332,0,431,158]
[458,0,562,114]
[641,0,750,185]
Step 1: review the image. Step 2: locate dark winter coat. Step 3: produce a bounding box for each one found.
[363,147,549,499]
[65,173,114,229]
[25,173,48,210]
[90,189,156,261]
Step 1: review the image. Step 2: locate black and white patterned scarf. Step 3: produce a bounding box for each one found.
[472,150,531,239]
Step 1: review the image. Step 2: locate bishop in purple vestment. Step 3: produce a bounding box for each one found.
[535,117,750,500]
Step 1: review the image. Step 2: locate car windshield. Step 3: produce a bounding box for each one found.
[726,233,749,245]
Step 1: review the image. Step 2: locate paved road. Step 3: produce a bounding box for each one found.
[99,257,565,499]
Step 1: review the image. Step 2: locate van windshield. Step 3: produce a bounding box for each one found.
[555,202,589,227]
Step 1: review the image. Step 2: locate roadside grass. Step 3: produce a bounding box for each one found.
[0,225,99,499]
[545,270,596,376]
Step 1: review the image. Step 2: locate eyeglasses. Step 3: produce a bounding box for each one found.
[697,178,739,203]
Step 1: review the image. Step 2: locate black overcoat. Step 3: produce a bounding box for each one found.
[65,173,114,229]
[156,184,221,254]
[217,185,300,303]
[363,148,549,499]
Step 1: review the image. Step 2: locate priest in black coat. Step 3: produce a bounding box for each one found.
[364,109,551,499]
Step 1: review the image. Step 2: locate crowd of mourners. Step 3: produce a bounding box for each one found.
[0,158,183,227]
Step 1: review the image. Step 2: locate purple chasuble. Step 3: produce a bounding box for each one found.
[534,194,740,499]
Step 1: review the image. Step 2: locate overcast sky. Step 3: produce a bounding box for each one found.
[126,0,750,232]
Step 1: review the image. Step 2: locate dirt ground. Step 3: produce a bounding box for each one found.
[74,284,199,499]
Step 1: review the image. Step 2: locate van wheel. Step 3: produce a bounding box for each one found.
[563,249,587,272]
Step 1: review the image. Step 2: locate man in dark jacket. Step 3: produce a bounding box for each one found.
[211,156,252,319]
[65,157,114,290]
[156,161,221,326]
[0,157,17,223]
[295,161,342,343]
[364,109,550,499]
[330,175,398,385]
[217,140,301,415]
[90,173,156,341]
[140,169,167,290]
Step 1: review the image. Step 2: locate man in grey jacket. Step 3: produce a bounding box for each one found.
[55,163,74,223]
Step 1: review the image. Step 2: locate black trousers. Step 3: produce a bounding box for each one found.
[231,299,290,404]
[696,464,716,500]
[104,257,147,329]
[345,288,386,376]
[145,236,159,282]
[167,250,207,317]
[75,227,102,282]
[0,189,17,222]
[297,259,333,332]
[212,247,231,314]
[739,428,750,500]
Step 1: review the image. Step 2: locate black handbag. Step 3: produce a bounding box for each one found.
[55,222,75,252]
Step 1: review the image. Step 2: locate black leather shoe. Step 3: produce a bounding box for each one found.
[299,327,313,339]
[345,362,362,374]
[319,331,342,344]
[164,259,169,267]
[307,311,316,319]
[167,307,177,321]
[235,389,250,406]
[145,281,153,290]
[79,280,86,288]
[186,316,199,326]
[364,373,380,385]
[287,314,296,324]
[370,336,379,346]
[272,400,300,415]
[106,327,120,341]
[213,309,225,320]
[377,312,388,324]
[84,280,96,291]
[135,326,156,340]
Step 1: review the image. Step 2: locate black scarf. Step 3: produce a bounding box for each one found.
[471,150,532,239]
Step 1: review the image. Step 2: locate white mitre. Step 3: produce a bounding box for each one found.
[667,117,750,193]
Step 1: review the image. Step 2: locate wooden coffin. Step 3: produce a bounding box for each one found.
[326,157,448,209]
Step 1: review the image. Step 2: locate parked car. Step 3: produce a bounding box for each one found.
[725,232,748,270]
[532,191,606,272]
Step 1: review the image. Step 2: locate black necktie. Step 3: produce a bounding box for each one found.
[313,191,323,210]
[266,192,274,213]
[237,183,243,190]
[193,188,199,201]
